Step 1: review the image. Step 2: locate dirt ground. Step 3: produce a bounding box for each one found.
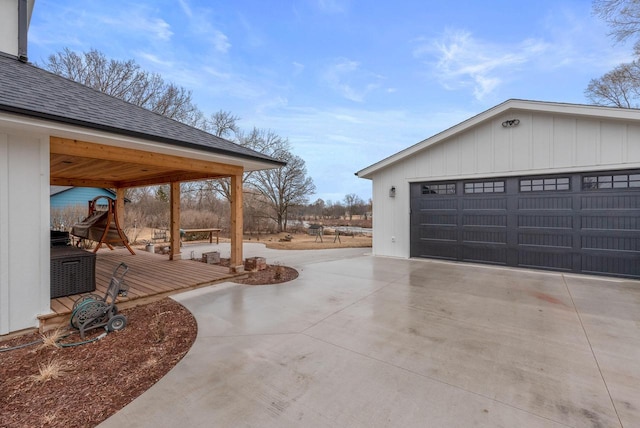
[132,227,372,251]
[247,231,372,250]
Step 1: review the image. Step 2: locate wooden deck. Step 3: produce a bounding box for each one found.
[40,248,242,330]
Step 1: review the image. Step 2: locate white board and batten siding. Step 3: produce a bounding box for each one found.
[0,131,51,335]
[362,101,640,259]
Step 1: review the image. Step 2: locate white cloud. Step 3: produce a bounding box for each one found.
[102,15,173,42]
[212,30,231,53]
[322,58,383,102]
[178,0,193,18]
[137,52,174,67]
[415,29,549,101]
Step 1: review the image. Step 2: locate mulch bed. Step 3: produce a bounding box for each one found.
[217,258,299,285]
[0,298,197,427]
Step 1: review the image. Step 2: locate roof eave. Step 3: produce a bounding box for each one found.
[0,104,285,169]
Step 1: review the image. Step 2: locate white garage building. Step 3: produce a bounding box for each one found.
[357,99,640,279]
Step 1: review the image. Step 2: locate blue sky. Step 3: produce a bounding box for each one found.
[27,0,633,204]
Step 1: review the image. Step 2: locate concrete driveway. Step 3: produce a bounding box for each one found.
[99,246,640,427]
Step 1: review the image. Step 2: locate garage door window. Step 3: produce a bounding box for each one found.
[520,177,570,192]
[464,181,505,194]
[422,183,456,195]
[583,173,640,190]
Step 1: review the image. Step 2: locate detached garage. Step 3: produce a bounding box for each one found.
[357,100,640,279]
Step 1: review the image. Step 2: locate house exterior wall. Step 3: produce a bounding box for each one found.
[0,131,50,334]
[50,187,115,209]
[369,110,640,259]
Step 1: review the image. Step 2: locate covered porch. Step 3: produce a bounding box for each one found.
[40,248,245,331]
[50,136,249,271]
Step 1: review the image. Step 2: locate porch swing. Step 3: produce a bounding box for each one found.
[71,196,136,255]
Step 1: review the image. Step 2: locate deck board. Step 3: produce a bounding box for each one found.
[44,248,240,325]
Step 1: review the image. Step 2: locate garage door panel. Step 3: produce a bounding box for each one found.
[518,196,573,210]
[581,215,640,231]
[518,249,573,271]
[414,226,457,242]
[413,241,458,260]
[581,234,640,251]
[463,229,507,244]
[518,231,573,248]
[414,213,457,226]
[463,198,507,210]
[462,244,507,264]
[416,198,458,210]
[581,194,640,209]
[582,253,640,278]
[463,214,507,227]
[518,214,573,229]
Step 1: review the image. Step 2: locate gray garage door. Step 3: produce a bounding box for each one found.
[410,170,640,279]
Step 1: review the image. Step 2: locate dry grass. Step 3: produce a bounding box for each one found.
[149,311,171,343]
[30,359,70,383]
[39,328,65,350]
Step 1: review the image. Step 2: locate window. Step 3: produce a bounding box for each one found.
[583,173,640,190]
[422,183,456,195]
[464,181,505,194]
[520,177,570,192]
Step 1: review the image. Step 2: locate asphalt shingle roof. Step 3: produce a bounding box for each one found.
[0,52,283,166]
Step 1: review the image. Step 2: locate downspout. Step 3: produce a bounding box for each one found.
[18,0,28,62]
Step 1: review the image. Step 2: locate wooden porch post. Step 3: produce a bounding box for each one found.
[115,188,125,227]
[230,173,244,272]
[169,182,182,260]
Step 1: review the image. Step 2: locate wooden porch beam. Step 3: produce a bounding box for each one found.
[169,182,182,261]
[116,171,227,188]
[50,137,244,176]
[51,172,227,189]
[50,177,118,188]
[229,173,244,272]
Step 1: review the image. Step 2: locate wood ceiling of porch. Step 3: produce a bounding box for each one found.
[50,136,244,188]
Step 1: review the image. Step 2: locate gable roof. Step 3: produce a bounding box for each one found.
[356,99,640,179]
[0,52,283,167]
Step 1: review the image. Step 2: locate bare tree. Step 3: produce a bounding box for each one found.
[594,0,640,45]
[43,48,204,126]
[343,193,364,221]
[208,110,240,138]
[249,147,315,233]
[586,1,640,107]
[586,60,640,107]
[208,127,288,202]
